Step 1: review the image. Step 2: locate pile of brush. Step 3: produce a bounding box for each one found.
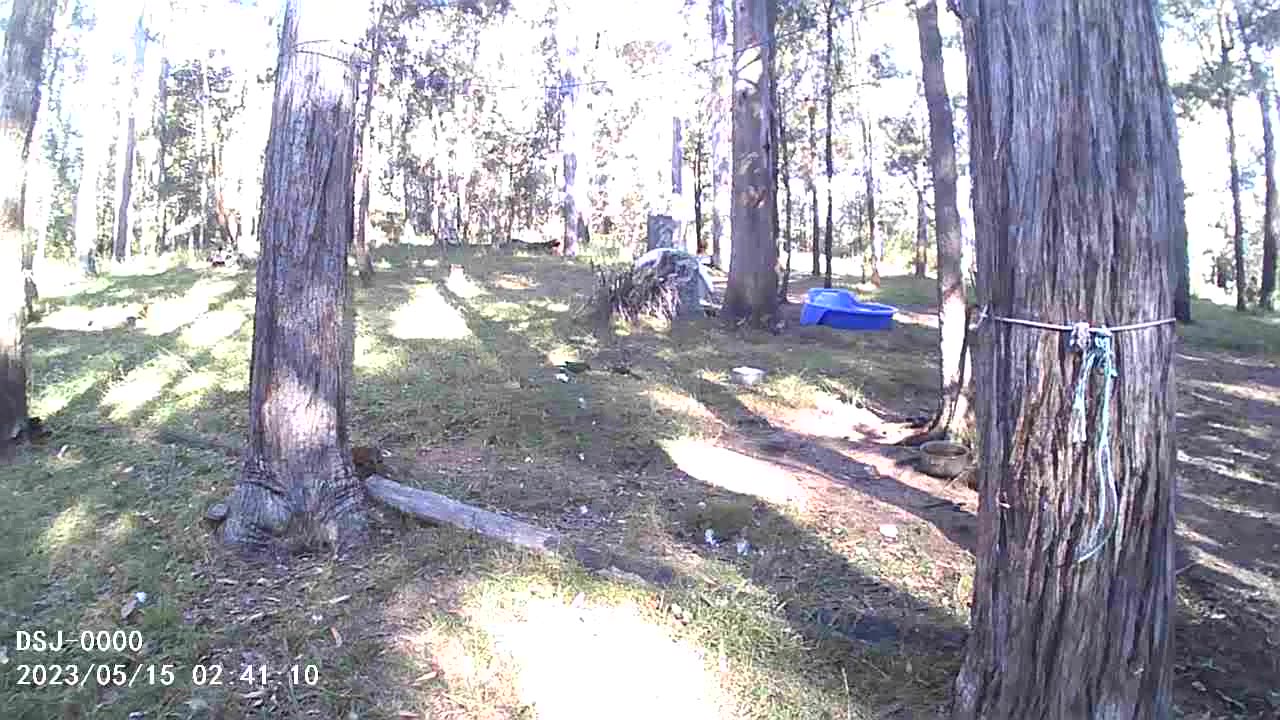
[591,260,681,326]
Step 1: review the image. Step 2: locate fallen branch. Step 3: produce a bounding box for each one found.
[365,474,676,587]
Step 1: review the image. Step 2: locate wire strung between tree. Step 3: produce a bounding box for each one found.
[974,307,1176,564]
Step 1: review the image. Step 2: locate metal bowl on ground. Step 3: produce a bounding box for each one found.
[918,440,970,479]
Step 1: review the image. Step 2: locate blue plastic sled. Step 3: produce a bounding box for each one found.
[799,288,898,331]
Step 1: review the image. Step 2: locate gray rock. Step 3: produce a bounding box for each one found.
[633,248,714,319]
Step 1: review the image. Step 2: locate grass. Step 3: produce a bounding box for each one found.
[2,245,1275,719]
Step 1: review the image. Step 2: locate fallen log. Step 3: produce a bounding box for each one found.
[365,474,676,587]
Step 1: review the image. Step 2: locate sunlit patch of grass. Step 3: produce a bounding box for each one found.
[389,281,474,340]
[1179,298,1280,358]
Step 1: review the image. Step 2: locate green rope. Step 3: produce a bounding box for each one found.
[1068,323,1118,563]
[976,308,1175,566]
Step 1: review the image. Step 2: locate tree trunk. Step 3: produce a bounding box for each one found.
[221,0,369,554]
[780,98,793,303]
[113,12,148,263]
[1225,96,1246,312]
[354,9,385,288]
[914,166,927,278]
[1241,13,1276,311]
[1,0,58,447]
[197,59,211,253]
[1263,91,1279,311]
[808,102,820,277]
[723,0,777,327]
[560,23,590,258]
[1216,13,1247,313]
[710,0,731,270]
[693,134,706,254]
[863,117,880,286]
[952,1,1179,717]
[822,0,835,290]
[916,0,971,441]
[74,49,112,275]
[155,56,169,255]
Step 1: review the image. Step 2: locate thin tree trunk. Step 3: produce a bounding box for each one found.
[723,0,778,327]
[808,102,820,277]
[560,34,589,258]
[1263,90,1279,311]
[354,9,385,287]
[222,0,369,553]
[113,12,148,262]
[914,166,927,278]
[863,117,880,286]
[1,0,58,447]
[952,1,1179,717]
[155,56,169,255]
[693,134,705,254]
[780,99,793,303]
[197,59,211,253]
[1225,96,1246,312]
[1241,12,1276,311]
[823,0,835,290]
[916,0,971,441]
[710,0,731,270]
[1217,12,1247,312]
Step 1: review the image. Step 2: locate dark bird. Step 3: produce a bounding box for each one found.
[560,361,591,375]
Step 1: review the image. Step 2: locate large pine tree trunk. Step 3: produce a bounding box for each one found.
[221,0,369,553]
[822,0,835,290]
[916,0,971,441]
[710,0,731,270]
[354,10,385,288]
[723,0,777,326]
[113,12,148,263]
[952,1,1180,717]
[1,0,58,448]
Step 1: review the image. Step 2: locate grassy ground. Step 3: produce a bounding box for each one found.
[2,245,1276,719]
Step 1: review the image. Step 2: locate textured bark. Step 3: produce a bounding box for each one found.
[917,0,971,441]
[113,12,148,262]
[779,96,792,303]
[155,56,169,254]
[862,117,880,286]
[822,0,835,290]
[354,10,386,288]
[808,102,820,276]
[952,1,1179,718]
[1241,12,1277,311]
[710,0,731,270]
[914,169,928,278]
[196,60,211,252]
[222,0,369,554]
[1,0,57,448]
[560,25,590,258]
[723,0,777,326]
[1217,12,1247,313]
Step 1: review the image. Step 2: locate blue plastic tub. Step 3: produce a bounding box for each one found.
[800,288,898,330]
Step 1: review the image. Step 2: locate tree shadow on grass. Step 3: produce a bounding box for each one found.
[388,257,974,712]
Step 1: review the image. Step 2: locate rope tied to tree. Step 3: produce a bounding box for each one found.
[975,307,1175,563]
